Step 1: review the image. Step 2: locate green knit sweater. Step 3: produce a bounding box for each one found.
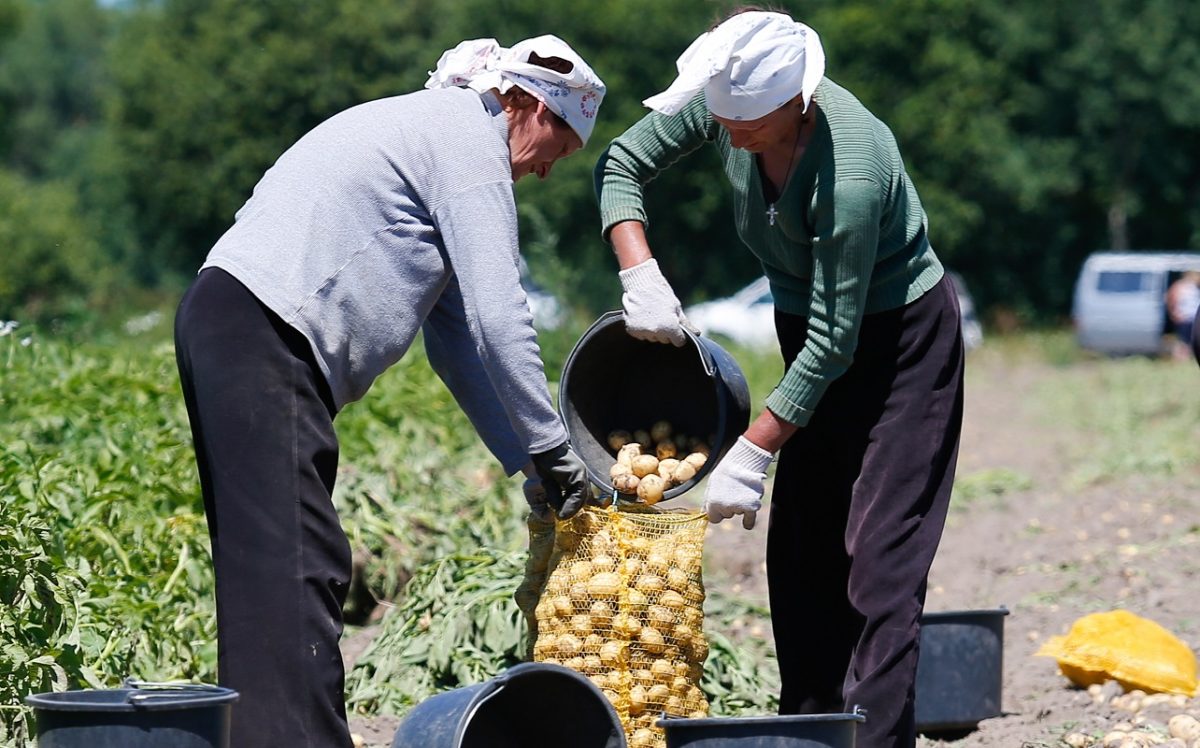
[595,78,944,426]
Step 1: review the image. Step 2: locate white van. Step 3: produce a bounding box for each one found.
[1072,251,1200,355]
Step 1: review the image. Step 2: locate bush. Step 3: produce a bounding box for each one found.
[0,169,108,323]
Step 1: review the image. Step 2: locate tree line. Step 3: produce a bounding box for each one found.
[1,0,1198,326]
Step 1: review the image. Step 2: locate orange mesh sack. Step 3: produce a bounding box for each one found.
[1036,609,1198,696]
[532,504,709,748]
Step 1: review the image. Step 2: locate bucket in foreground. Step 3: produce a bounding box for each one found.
[658,709,866,748]
[915,607,1009,733]
[26,680,238,748]
[391,662,626,748]
[559,311,751,501]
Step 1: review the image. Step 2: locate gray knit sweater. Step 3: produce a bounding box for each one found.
[202,87,565,474]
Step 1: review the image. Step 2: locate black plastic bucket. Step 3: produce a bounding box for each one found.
[391,662,626,748]
[25,681,238,748]
[559,311,752,500]
[914,608,1009,733]
[658,708,866,747]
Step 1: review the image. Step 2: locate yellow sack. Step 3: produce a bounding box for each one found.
[531,505,709,748]
[1036,609,1198,696]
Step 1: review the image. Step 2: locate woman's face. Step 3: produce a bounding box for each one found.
[712,100,805,153]
[507,102,583,182]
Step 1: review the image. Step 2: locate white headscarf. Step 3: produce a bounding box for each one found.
[425,35,606,145]
[643,11,825,121]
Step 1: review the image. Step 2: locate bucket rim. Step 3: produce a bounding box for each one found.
[657,710,867,729]
[26,685,238,712]
[921,607,1009,622]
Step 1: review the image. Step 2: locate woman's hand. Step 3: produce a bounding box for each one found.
[610,222,697,346]
[702,436,774,529]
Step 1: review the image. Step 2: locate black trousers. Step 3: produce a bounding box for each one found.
[175,268,353,748]
[767,277,965,748]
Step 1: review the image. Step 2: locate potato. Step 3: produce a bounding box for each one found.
[647,683,671,704]
[683,452,707,470]
[650,420,673,443]
[672,460,698,484]
[657,458,681,482]
[633,429,652,448]
[586,572,621,597]
[650,658,674,679]
[637,473,666,504]
[635,574,665,594]
[1170,715,1200,741]
[609,461,632,479]
[612,473,640,493]
[607,429,632,451]
[655,440,677,459]
[638,626,666,653]
[599,640,629,667]
[629,685,648,715]
[617,442,642,467]
[631,454,660,478]
[660,589,687,609]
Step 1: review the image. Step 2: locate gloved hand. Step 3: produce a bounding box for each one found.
[530,442,592,519]
[522,477,554,523]
[703,436,774,530]
[619,258,698,347]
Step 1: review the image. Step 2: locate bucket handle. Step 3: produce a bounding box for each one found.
[122,678,228,706]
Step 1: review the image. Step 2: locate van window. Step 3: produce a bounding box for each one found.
[1096,271,1151,293]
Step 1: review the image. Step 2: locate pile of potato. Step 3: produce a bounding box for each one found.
[1061,687,1200,747]
[606,421,710,504]
[533,507,709,748]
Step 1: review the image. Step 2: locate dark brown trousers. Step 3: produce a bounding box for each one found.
[768,276,965,748]
[175,268,353,748]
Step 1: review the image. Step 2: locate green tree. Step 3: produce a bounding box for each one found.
[0,169,107,321]
[107,0,443,278]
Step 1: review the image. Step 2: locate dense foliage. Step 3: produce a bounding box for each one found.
[1,0,1199,324]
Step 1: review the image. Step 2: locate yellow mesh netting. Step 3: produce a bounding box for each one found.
[1037,609,1199,696]
[530,504,709,748]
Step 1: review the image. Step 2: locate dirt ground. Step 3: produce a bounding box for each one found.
[347,350,1200,747]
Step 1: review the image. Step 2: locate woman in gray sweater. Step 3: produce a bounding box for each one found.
[174,35,604,748]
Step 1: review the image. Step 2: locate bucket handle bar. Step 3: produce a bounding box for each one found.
[122,678,228,706]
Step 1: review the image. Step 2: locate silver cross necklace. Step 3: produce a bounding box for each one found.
[765,115,809,227]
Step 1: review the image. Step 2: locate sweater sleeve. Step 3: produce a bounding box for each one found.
[764,178,883,426]
[431,179,568,459]
[422,274,530,476]
[594,94,716,239]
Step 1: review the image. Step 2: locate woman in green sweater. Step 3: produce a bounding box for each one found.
[595,10,964,747]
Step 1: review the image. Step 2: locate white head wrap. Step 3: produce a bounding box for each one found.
[425,35,606,145]
[643,12,825,121]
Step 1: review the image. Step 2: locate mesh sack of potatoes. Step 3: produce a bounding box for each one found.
[531,504,709,748]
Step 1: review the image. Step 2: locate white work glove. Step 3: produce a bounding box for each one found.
[619,258,697,347]
[703,436,774,530]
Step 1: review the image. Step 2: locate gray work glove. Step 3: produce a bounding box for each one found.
[619,258,698,347]
[522,476,554,523]
[530,442,592,520]
[703,436,774,530]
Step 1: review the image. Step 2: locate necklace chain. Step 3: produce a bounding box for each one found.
[766,115,808,227]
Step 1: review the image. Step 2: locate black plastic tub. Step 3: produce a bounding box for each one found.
[914,608,1009,733]
[26,681,238,748]
[658,709,866,748]
[559,311,751,500]
[391,662,626,748]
